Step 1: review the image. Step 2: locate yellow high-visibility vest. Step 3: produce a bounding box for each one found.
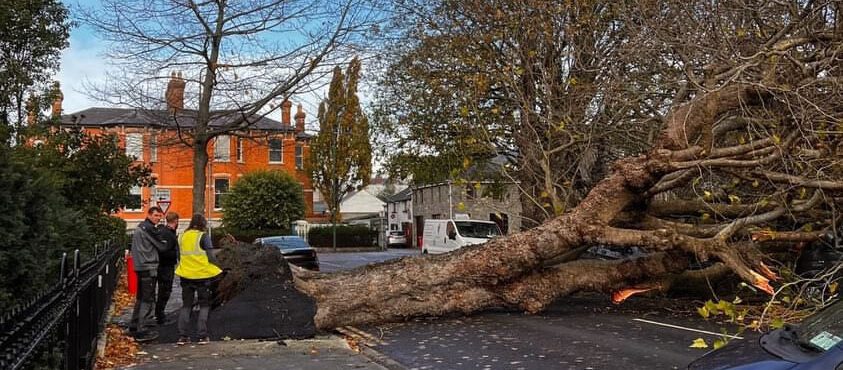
[175,230,222,280]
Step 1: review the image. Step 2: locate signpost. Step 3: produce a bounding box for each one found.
[158,200,171,215]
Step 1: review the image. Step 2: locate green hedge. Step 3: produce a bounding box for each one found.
[209,225,377,248]
[307,225,377,248]
[210,227,290,245]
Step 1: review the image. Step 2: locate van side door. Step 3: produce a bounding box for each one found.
[444,221,460,252]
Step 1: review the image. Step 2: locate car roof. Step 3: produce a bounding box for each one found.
[262,235,305,241]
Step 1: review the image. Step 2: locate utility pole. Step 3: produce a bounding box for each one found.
[331,117,338,252]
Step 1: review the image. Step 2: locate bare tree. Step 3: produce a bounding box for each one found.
[297,0,843,329]
[79,0,382,214]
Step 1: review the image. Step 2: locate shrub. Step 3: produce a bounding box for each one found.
[307,225,377,248]
[221,170,305,231]
[210,226,290,245]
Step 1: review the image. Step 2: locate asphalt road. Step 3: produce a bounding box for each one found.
[320,249,747,370]
[317,248,421,272]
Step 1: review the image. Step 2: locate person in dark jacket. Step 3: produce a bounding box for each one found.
[129,206,164,342]
[155,211,180,325]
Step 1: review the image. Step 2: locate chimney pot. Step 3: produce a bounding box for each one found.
[295,104,306,133]
[281,99,293,125]
[51,82,63,118]
[165,71,186,112]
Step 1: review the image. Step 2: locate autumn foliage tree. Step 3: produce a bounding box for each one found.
[295,0,843,329]
[308,57,372,223]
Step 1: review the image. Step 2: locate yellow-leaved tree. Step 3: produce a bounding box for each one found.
[308,57,372,224]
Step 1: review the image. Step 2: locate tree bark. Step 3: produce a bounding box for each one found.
[192,138,209,215]
[294,84,784,329]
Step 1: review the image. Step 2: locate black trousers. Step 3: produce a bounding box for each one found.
[129,270,156,332]
[178,277,214,338]
[155,264,176,321]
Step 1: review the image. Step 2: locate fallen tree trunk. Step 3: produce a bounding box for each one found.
[294,86,788,329]
[291,6,843,328]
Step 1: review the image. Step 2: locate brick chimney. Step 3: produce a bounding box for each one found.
[26,95,38,125]
[295,104,306,133]
[51,82,63,118]
[165,71,185,112]
[281,99,292,126]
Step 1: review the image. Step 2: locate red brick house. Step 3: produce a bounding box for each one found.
[58,73,317,226]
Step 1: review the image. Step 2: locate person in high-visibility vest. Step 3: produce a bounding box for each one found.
[175,213,222,345]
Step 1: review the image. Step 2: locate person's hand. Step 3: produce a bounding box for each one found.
[148,269,157,278]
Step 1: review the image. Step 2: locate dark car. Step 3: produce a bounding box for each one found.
[688,298,843,370]
[254,236,319,271]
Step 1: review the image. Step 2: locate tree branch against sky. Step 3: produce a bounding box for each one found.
[77,0,383,214]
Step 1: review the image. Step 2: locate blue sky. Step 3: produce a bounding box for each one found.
[56,0,340,120]
[57,0,104,113]
[55,0,384,144]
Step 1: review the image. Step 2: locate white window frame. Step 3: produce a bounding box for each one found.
[269,138,283,163]
[237,137,244,163]
[150,133,158,162]
[126,186,143,212]
[214,135,231,162]
[295,144,303,169]
[214,178,230,210]
[125,133,143,160]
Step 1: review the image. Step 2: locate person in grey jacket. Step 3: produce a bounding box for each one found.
[129,206,165,342]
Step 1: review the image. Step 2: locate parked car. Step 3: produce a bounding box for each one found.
[254,236,319,271]
[387,231,407,247]
[688,298,843,369]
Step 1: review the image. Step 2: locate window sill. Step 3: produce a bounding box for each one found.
[268,161,284,165]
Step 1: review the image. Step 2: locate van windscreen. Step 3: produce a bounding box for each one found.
[455,222,501,238]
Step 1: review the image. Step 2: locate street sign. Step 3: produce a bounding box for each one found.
[158,200,171,215]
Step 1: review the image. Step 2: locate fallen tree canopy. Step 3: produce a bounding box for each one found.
[291,1,843,329]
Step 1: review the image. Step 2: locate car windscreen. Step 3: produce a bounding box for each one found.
[264,238,310,250]
[796,299,843,351]
[455,221,501,239]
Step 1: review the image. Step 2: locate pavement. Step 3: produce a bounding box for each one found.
[128,337,393,370]
[114,261,402,370]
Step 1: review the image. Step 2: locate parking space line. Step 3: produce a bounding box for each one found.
[633,318,744,340]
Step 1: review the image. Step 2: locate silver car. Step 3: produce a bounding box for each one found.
[387,231,407,247]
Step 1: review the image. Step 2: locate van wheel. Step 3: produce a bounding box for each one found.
[422,249,428,254]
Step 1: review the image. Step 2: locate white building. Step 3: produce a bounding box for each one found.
[383,187,413,235]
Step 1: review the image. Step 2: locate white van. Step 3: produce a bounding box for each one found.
[421,219,502,254]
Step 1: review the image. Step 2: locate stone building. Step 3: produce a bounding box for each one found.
[410,180,522,248]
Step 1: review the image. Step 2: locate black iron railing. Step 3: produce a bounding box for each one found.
[0,241,124,370]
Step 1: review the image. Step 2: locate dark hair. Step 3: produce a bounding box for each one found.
[165,212,179,223]
[148,206,163,215]
[187,213,207,231]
